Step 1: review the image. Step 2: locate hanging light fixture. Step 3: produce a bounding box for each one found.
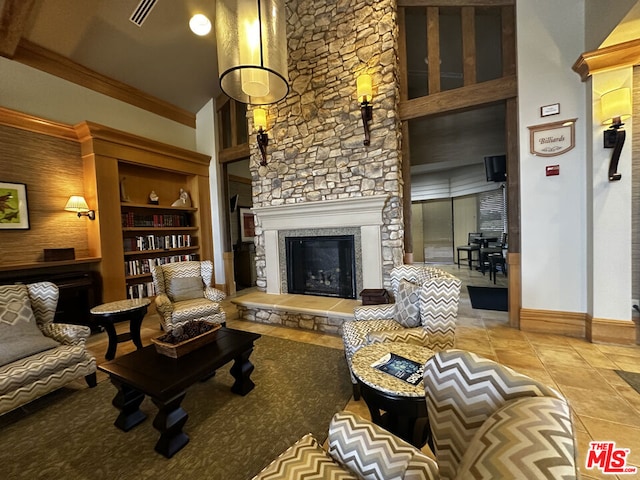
[216,0,289,105]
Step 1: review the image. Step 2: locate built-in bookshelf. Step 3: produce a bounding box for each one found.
[121,203,201,299]
[77,122,214,303]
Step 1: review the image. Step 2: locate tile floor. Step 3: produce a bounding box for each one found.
[86,263,640,479]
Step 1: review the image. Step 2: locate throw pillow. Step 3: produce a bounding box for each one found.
[395,279,421,328]
[0,285,59,366]
[169,277,204,302]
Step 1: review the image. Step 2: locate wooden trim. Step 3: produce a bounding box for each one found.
[397,8,409,102]
[399,75,517,120]
[426,8,440,95]
[0,0,35,57]
[501,5,516,76]
[219,144,251,163]
[0,257,101,272]
[587,315,637,345]
[75,121,210,170]
[0,106,78,141]
[12,39,196,128]
[398,0,514,6]
[573,38,640,82]
[506,252,520,328]
[229,174,252,185]
[461,7,476,86]
[520,308,587,338]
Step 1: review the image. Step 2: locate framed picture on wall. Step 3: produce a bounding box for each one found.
[239,207,255,243]
[0,181,30,230]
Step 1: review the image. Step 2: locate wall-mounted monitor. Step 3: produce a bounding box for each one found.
[484,155,507,182]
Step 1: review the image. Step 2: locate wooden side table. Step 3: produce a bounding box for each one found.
[90,298,151,360]
[351,342,435,448]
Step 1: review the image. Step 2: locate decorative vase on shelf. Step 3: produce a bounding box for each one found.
[149,190,159,205]
[171,188,191,207]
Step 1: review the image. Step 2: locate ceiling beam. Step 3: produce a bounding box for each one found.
[573,38,640,81]
[12,39,196,128]
[398,75,517,121]
[0,0,35,58]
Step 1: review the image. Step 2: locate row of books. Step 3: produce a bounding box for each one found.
[125,254,197,277]
[123,234,192,252]
[127,282,156,299]
[121,212,190,228]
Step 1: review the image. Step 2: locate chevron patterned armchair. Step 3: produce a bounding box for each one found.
[342,265,461,398]
[0,282,97,415]
[152,260,226,331]
[253,350,578,479]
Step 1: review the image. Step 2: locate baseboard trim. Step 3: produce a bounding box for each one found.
[587,315,637,345]
[520,308,586,338]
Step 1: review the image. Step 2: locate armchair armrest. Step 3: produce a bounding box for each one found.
[41,323,91,346]
[327,411,438,479]
[155,293,174,321]
[366,326,431,347]
[204,286,226,302]
[353,303,396,321]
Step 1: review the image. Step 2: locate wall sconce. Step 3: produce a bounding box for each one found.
[216,0,289,104]
[64,196,95,220]
[602,87,631,182]
[357,74,373,146]
[254,107,269,166]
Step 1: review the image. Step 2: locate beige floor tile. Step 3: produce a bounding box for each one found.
[580,415,640,471]
[561,384,640,426]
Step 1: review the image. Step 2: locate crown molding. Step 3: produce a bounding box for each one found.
[573,38,640,81]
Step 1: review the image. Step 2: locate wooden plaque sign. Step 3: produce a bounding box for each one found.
[528,118,577,157]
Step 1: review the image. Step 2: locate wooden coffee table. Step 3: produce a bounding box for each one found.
[98,327,261,458]
[351,342,435,448]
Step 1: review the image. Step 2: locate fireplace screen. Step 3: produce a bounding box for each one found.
[285,235,356,299]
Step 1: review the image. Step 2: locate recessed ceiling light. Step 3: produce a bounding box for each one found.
[189,14,211,36]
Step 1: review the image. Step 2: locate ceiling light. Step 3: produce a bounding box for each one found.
[189,14,212,36]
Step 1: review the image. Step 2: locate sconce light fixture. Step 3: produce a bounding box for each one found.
[602,87,631,182]
[216,0,289,104]
[64,196,95,220]
[357,74,373,146]
[254,107,269,166]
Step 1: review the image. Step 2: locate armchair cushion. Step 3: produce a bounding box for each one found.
[169,276,204,302]
[455,397,576,480]
[171,298,223,324]
[254,433,358,480]
[0,285,58,365]
[395,279,421,328]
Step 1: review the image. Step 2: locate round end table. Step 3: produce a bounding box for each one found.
[90,298,151,360]
[351,342,435,448]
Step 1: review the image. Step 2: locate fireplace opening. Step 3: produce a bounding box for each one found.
[285,235,356,299]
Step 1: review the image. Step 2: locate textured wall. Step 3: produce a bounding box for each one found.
[250,0,403,290]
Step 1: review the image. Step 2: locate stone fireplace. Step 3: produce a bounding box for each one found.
[253,195,388,298]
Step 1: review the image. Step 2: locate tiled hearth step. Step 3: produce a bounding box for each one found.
[231,291,359,335]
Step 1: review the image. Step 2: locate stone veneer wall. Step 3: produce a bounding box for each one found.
[249,0,404,292]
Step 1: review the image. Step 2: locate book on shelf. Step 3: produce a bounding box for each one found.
[123,234,193,252]
[127,281,155,299]
[370,352,424,386]
[125,254,198,276]
[121,211,190,228]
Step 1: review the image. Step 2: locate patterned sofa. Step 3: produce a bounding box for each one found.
[152,260,226,331]
[252,350,578,479]
[0,282,96,415]
[342,265,461,398]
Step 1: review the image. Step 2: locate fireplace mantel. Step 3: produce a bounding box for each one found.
[253,195,388,295]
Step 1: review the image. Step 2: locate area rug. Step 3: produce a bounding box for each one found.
[615,370,640,395]
[0,335,352,480]
[467,286,508,311]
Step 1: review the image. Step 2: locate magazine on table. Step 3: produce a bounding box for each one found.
[371,352,424,386]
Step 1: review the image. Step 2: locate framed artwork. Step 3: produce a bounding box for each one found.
[0,182,30,230]
[239,207,255,243]
[528,118,577,157]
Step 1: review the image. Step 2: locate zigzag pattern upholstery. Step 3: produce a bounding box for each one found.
[0,282,96,415]
[343,265,461,386]
[252,411,438,480]
[254,352,577,480]
[423,350,573,480]
[152,260,226,330]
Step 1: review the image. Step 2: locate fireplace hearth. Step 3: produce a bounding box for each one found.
[286,235,356,299]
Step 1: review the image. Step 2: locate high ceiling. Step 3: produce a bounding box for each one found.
[2,0,220,114]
